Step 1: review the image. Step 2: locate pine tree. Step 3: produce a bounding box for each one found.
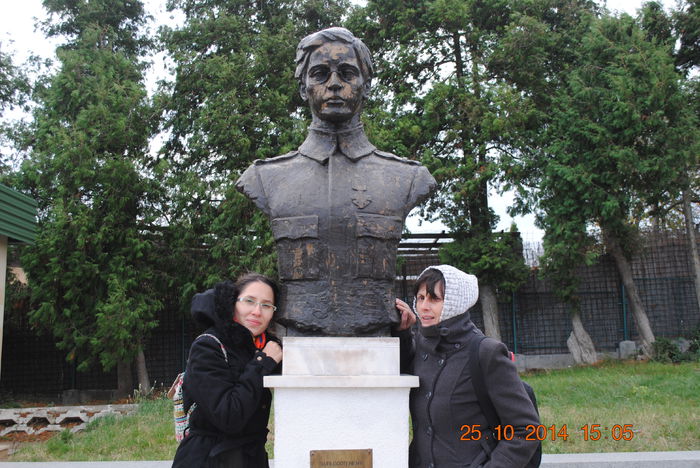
[526,13,693,356]
[18,0,159,395]
[346,0,576,340]
[156,0,349,300]
[0,44,29,173]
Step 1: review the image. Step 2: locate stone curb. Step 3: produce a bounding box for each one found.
[1,452,700,467]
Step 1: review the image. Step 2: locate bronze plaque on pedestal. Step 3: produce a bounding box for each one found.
[310,449,372,467]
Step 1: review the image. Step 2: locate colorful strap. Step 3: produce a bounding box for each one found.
[196,333,228,362]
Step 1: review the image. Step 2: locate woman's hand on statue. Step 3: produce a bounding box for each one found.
[395,298,416,331]
[262,341,283,363]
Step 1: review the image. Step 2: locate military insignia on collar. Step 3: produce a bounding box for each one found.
[352,183,372,209]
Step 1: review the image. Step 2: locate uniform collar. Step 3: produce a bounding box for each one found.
[298,123,376,163]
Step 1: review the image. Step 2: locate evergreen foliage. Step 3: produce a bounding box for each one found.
[674,0,700,71]
[0,44,30,172]
[346,1,525,305]
[539,13,692,299]
[154,0,348,301]
[502,9,697,354]
[14,0,160,373]
[1,0,697,372]
[346,0,603,336]
[0,46,27,112]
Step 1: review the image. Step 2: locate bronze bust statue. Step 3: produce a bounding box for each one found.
[236,27,436,336]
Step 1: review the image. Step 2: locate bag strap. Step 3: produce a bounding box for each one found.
[195,333,229,363]
[468,335,500,430]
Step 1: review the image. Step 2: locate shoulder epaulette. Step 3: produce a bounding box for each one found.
[253,150,299,165]
[374,150,421,165]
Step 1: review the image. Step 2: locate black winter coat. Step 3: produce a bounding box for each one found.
[400,314,540,468]
[172,287,281,468]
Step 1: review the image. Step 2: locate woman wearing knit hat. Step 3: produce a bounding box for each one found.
[395,265,540,468]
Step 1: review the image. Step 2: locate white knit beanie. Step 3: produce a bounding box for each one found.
[415,265,479,323]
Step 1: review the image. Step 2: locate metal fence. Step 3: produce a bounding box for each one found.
[2,230,699,395]
[395,229,699,355]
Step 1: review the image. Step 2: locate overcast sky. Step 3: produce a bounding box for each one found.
[0,0,680,238]
[0,0,677,65]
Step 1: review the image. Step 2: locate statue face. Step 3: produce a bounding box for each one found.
[302,41,366,123]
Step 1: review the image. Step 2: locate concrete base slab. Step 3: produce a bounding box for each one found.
[268,383,415,468]
[513,352,621,372]
[618,341,637,360]
[282,337,399,375]
[267,337,416,468]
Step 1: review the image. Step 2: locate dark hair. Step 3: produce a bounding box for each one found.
[414,268,445,299]
[213,273,279,324]
[234,272,279,307]
[294,27,374,86]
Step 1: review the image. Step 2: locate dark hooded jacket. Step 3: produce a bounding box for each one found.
[400,265,540,468]
[172,281,281,468]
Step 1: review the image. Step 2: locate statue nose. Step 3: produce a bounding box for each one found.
[328,71,342,90]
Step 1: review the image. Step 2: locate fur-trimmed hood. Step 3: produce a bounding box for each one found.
[191,280,237,330]
[190,281,269,349]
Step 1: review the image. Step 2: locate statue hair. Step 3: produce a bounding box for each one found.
[294,27,374,86]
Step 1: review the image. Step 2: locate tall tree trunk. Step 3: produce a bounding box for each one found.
[604,230,655,357]
[136,348,151,395]
[479,284,502,342]
[682,189,700,311]
[566,308,598,364]
[116,360,133,399]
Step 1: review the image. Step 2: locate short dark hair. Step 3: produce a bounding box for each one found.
[294,27,374,86]
[414,268,445,299]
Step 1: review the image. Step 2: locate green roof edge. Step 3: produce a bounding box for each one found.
[0,183,38,244]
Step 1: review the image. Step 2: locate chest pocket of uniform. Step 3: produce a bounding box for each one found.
[356,214,403,279]
[272,215,320,280]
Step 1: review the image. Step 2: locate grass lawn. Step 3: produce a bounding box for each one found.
[7,360,699,461]
[8,397,177,461]
[525,360,699,454]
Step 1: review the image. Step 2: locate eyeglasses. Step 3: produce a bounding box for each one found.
[237,297,277,312]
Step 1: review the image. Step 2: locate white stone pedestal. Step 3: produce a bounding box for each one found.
[264,337,418,468]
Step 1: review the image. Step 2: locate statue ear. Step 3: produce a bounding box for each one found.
[300,84,308,102]
[362,80,371,99]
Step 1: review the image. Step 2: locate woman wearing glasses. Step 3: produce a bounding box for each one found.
[172,273,282,468]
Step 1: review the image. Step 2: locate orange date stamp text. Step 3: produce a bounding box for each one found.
[459,424,635,442]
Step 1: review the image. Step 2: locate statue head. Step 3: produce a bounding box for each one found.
[295,27,374,123]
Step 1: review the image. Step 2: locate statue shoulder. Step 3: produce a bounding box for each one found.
[253,150,300,166]
[373,150,421,166]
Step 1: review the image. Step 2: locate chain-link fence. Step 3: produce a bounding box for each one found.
[2,230,699,394]
[395,229,699,355]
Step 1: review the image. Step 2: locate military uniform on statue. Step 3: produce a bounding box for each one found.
[236,122,434,336]
[236,27,435,467]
